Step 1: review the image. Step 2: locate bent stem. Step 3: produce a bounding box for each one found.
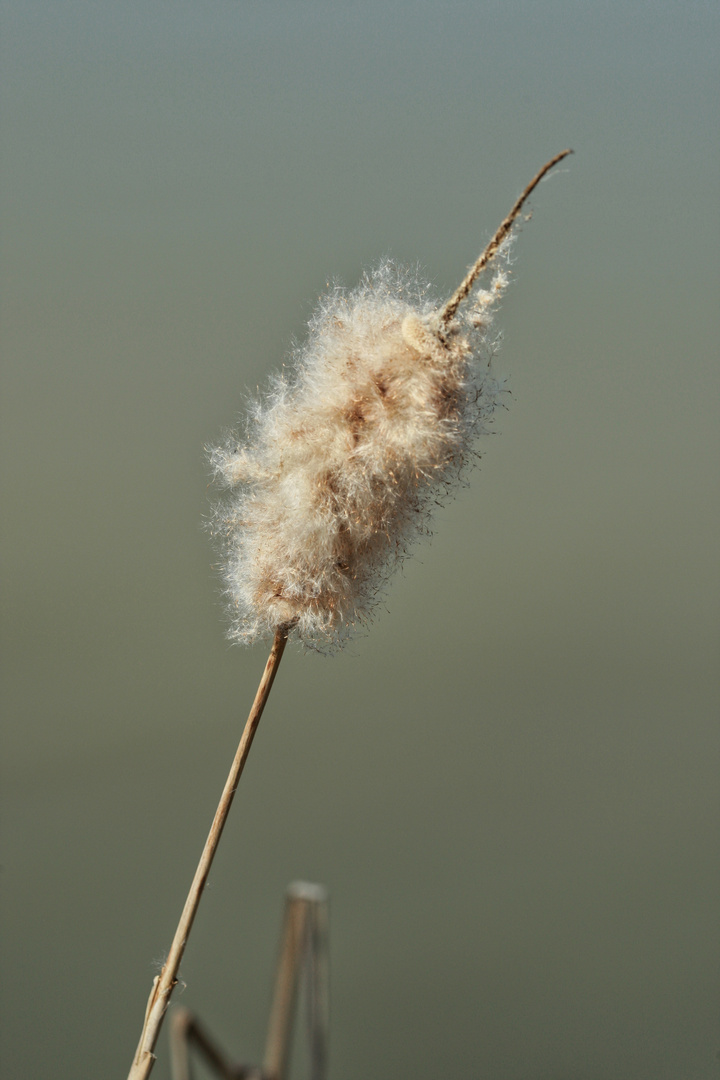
[127,626,291,1080]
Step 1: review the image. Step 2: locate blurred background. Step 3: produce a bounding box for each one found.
[1,2,718,1077]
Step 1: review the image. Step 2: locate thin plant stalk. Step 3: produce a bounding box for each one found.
[127,626,290,1080]
[168,1009,247,1080]
[263,882,329,1080]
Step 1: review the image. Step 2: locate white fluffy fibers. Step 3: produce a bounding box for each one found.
[209,258,509,651]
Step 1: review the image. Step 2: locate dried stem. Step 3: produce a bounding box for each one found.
[127,626,290,1080]
[263,882,329,1080]
[440,149,573,328]
[169,1008,250,1080]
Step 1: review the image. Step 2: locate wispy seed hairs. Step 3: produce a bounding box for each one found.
[210,151,572,651]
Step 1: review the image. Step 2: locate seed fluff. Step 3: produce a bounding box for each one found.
[209,151,572,651]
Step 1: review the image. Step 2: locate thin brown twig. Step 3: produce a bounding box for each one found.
[440,149,573,328]
[127,626,291,1080]
[169,1007,254,1080]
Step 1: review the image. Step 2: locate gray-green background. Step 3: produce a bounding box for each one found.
[2,2,718,1077]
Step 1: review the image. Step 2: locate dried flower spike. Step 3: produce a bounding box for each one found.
[211,151,571,650]
[127,154,572,1080]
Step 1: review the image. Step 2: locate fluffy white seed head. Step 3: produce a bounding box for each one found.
[209,257,510,651]
[208,152,573,650]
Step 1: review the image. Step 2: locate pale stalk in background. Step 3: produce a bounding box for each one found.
[127,627,290,1080]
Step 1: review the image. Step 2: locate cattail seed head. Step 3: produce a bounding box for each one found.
[209,141,573,653]
[209,258,509,651]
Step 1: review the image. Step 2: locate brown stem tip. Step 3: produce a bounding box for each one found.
[440,149,574,328]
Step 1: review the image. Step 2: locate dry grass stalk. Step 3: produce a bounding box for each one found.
[169,1009,250,1080]
[263,882,329,1080]
[127,627,289,1080]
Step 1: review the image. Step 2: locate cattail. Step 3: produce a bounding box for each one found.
[210,264,504,649]
[210,151,572,650]
[127,152,571,1080]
